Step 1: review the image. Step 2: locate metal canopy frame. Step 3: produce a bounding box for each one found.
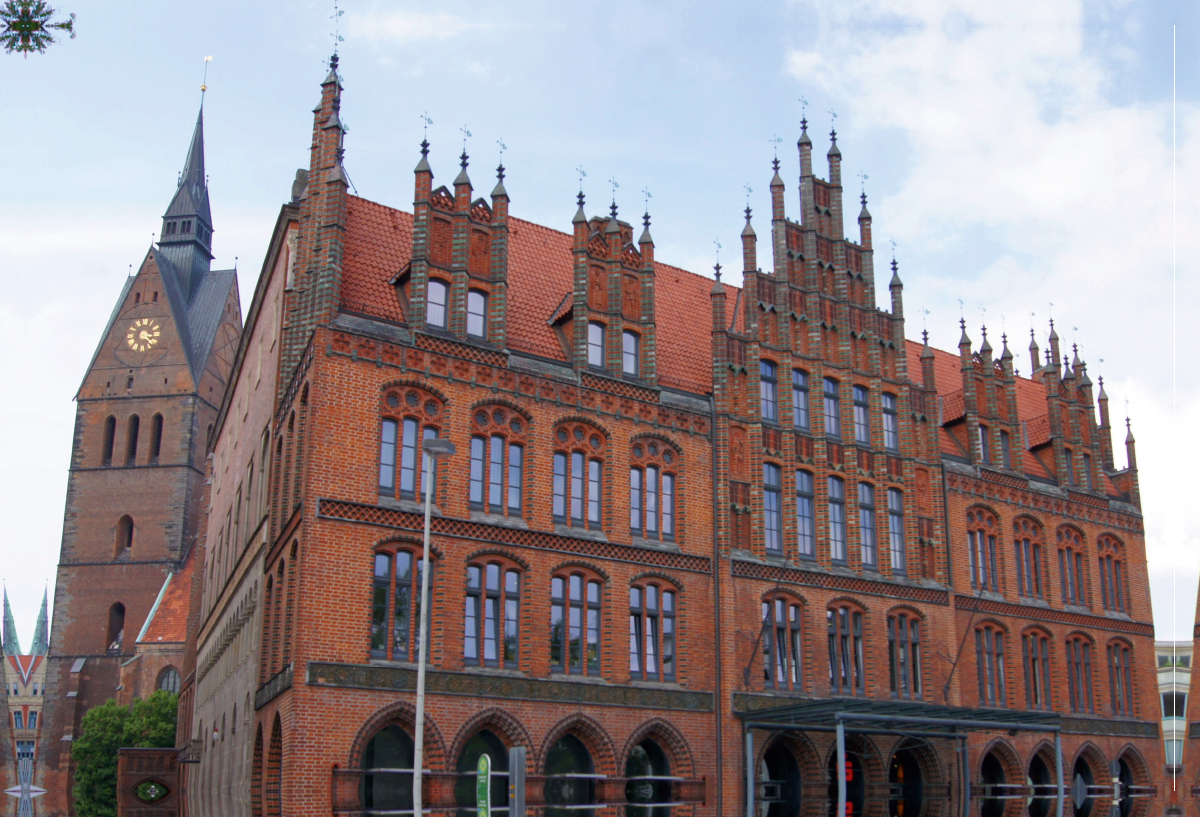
[738,699,1065,817]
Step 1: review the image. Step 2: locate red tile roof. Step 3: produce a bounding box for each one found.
[139,552,195,646]
[340,196,742,394]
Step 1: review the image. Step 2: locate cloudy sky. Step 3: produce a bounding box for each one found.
[1,1,1194,647]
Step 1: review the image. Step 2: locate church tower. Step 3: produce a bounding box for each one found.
[37,104,242,816]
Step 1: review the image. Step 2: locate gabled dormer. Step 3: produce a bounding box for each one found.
[569,196,657,387]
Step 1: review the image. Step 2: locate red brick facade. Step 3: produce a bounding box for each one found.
[178,61,1167,817]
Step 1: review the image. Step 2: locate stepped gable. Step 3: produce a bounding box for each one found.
[138,550,196,647]
[340,195,741,394]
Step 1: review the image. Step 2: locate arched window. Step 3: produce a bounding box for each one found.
[148,413,163,465]
[759,360,778,422]
[464,560,521,668]
[156,667,180,694]
[853,385,870,444]
[828,604,864,695]
[1022,630,1052,710]
[967,509,998,592]
[887,489,907,575]
[115,515,134,558]
[361,725,413,812]
[469,406,527,517]
[126,415,140,465]
[795,470,815,559]
[455,729,508,815]
[823,377,841,437]
[587,322,605,368]
[882,393,899,451]
[974,624,1006,707]
[466,289,489,339]
[623,330,640,376]
[102,415,117,466]
[550,571,601,676]
[1098,536,1126,612]
[426,278,449,328]
[1066,636,1094,713]
[552,422,605,530]
[378,387,444,501]
[762,463,782,553]
[792,370,810,430]
[370,548,431,663]
[630,440,678,542]
[887,611,921,699]
[1058,527,1087,607]
[625,738,672,817]
[828,476,846,563]
[1108,641,1134,716]
[630,582,676,682]
[762,595,802,690]
[543,734,595,817]
[1014,518,1044,599]
[858,482,877,568]
[106,602,126,654]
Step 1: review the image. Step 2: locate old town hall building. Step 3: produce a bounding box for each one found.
[158,57,1169,817]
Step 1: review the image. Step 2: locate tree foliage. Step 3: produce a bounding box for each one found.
[71,690,178,817]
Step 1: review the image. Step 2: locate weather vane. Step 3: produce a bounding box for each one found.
[331,0,344,52]
[744,183,753,207]
[957,297,964,318]
[576,165,587,193]
[420,112,432,139]
[460,125,472,152]
[608,176,619,200]
[922,308,930,333]
[496,137,506,157]
[769,134,783,158]
[857,171,868,195]
[889,237,896,260]
[200,55,212,101]
[642,187,652,210]
[714,238,722,266]
[829,109,837,137]
[799,96,808,122]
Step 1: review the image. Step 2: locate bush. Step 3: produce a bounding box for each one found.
[71,690,178,817]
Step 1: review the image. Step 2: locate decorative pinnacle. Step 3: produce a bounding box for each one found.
[496,163,505,183]
[861,191,868,206]
[745,205,753,222]
[420,138,430,157]
[714,262,722,282]
[610,200,618,220]
[577,190,585,208]
[330,52,339,72]
[922,329,929,345]
[643,211,651,229]
[460,150,469,170]
[891,257,898,274]
[420,112,432,139]
[772,156,781,174]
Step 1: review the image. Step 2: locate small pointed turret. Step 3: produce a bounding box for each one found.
[1028,329,1040,374]
[492,163,507,199]
[639,210,653,246]
[415,138,432,174]
[572,190,587,225]
[30,589,48,656]
[959,318,972,351]
[921,329,937,391]
[741,206,757,273]
[858,191,872,248]
[827,128,841,158]
[605,200,620,233]
[2,588,20,656]
[1000,333,1013,362]
[889,258,903,317]
[979,326,993,362]
[1125,417,1137,469]
[1048,319,1061,375]
[454,150,472,187]
[1097,376,1114,469]
[797,117,813,178]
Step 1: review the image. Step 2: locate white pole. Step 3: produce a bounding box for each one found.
[413,453,435,817]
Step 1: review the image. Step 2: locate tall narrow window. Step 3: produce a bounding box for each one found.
[795,470,815,559]
[828,476,846,563]
[763,463,782,554]
[587,322,605,368]
[102,415,117,466]
[978,424,991,464]
[882,393,899,451]
[1065,449,1075,485]
[399,418,419,499]
[1058,528,1086,607]
[426,279,449,328]
[465,563,520,668]
[148,414,163,465]
[468,406,527,517]
[630,584,675,681]
[379,419,398,493]
[888,613,922,699]
[762,596,802,690]
[967,510,999,592]
[553,424,605,531]
[115,515,134,557]
[999,429,1011,469]
[853,386,870,444]
[1066,637,1094,713]
[1022,633,1052,710]
[370,550,428,663]
[975,625,1006,707]
[622,331,640,376]
[760,361,778,422]
[858,482,877,568]
[629,441,678,541]
[1082,452,1094,490]
[1107,643,1134,716]
[126,415,140,466]
[828,605,864,695]
[792,370,810,430]
[823,378,841,438]
[551,573,601,675]
[467,290,488,339]
[1014,519,1044,599]
[888,489,907,574]
[1098,536,1126,612]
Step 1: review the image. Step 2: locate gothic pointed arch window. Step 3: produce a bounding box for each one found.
[378,386,444,501]
[1058,527,1087,607]
[115,515,134,559]
[1066,634,1095,713]
[1097,535,1127,612]
[762,593,803,691]
[887,609,922,699]
[1107,639,1135,716]
[102,415,117,466]
[974,623,1006,707]
[1014,517,1045,599]
[629,438,679,542]
[1021,628,1052,710]
[148,413,164,464]
[469,405,527,518]
[126,415,140,465]
[552,421,606,531]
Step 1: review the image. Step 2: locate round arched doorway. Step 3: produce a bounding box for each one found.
[888,747,923,817]
[759,740,802,817]
[625,738,672,817]
[827,749,865,817]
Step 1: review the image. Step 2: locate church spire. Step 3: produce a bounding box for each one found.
[158,105,215,301]
[2,588,20,656]
[30,589,48,656]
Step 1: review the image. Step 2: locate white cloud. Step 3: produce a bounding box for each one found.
[346,6,482,45]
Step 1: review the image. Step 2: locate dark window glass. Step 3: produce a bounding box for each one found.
[975,626,1006,707]
[967,511,999,592]
[888,614,921,698]
[465,563,520,668]
[552,574,601,675]
[888,489,906,574]
[827,606,864,694]
[370,551,428,663]
[126,415,140,466]
[1108,644,1134,716]
[149,414,163,464]
[764,463,782,553]
[762,598,803,690]
[882,393,899,451]
[102,415,116,466]
[999,429,1011,468]
[1066,638,1094,713]
[1022,634,1052,710]
[795,470,814,558]
[828,476,846,563]
[979,424,991,464]
[858,482,876,568]
[630,585,675,681]
[379,420,398,493]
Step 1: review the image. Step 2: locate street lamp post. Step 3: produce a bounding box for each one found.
[413,437,456,817]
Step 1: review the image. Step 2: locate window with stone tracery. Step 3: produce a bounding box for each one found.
[378,386,444,501]
[552,421,606,531]
[469,405,528,518]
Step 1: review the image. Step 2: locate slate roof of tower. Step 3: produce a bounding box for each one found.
[163,109,212,227]
[1,589,19,656]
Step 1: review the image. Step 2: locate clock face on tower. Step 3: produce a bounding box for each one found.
[126,318,162,353]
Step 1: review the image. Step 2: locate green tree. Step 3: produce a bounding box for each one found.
[71,690,178,817]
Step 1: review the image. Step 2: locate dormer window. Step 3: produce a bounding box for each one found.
[622,331,640,376]
[426,279,449,329]
[467,290,488,339]
[587,322,605,368]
